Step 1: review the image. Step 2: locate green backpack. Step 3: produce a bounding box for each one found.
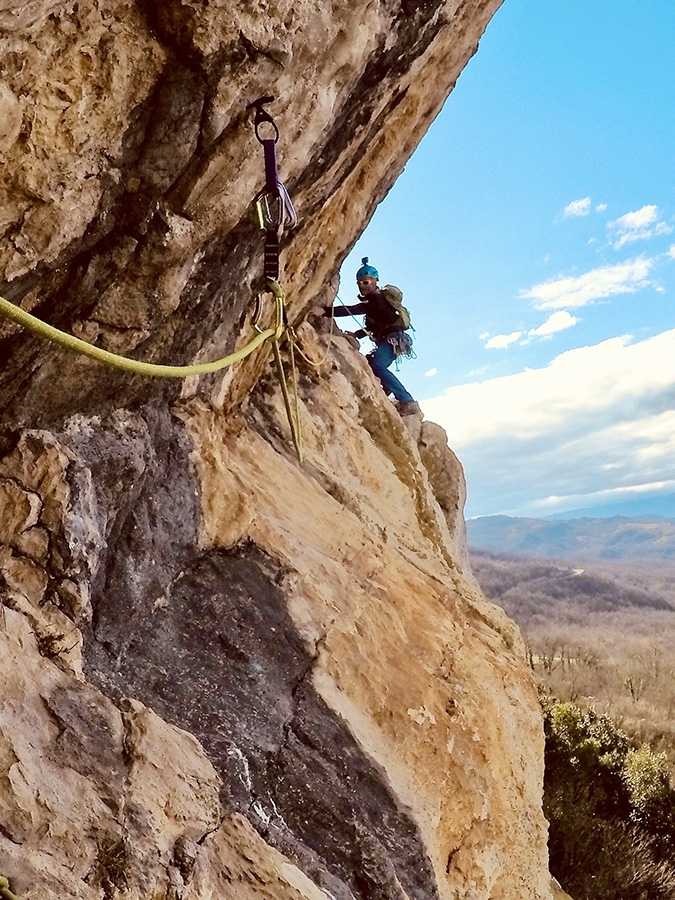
[380,284,411,331]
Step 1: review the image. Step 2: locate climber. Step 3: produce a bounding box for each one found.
[313,258,421,416]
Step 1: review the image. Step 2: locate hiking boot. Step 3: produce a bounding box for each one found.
[398,401,421,417]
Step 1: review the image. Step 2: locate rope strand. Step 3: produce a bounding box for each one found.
[0,876,23,900]
[0,288,284,378]
[289,305,336,368]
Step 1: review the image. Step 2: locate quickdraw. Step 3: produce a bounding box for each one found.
[249,96,298,282]
[249,96,303,463]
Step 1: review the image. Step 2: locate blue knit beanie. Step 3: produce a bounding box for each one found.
[356,256,379,280]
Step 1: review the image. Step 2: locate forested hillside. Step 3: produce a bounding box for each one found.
[471,551,675,764]
[468,515,675,561]
[471,550,675,899]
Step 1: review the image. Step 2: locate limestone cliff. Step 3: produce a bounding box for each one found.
[0,2,559,899]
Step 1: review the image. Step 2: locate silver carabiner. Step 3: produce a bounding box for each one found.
[255,185,297,234]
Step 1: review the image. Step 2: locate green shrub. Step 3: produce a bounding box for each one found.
[624,745,670,813]
[543,700,675,900]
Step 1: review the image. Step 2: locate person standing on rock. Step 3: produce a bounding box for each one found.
[313,258,421,417]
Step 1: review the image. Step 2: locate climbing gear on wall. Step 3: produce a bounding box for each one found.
[248,96,302,462]
[0,98,306,461]
[249,96,297,282]
[287,306,336,369]
[271,332,303,462]
[0,100,297,377]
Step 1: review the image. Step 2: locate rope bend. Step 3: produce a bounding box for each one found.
[0,283,303,461]
[0,283,285,378]
[0,876,22,900]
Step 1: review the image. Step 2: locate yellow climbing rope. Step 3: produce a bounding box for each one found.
[0,876,22,900]
[0,283,306,461]
[0,101,306,466]
[0,282,285,378]
[271,336,303,463]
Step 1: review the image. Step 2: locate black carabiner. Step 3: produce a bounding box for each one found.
[248,97,281,192]
[248,96,280,144]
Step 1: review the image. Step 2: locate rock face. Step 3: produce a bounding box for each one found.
[0,1,558,899]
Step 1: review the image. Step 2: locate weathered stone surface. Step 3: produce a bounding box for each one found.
[188,813,337,900]
[1,607,274,900]
[120,700,223,896]
[417,420,471,573]
[0,1,561,898]
[0,324,550,899]
[0,607,124,896]
[0,0,503,430]
[0,0,165,281]
[0,477,41,544]
[87,542,440,900]
[180,335,544,899]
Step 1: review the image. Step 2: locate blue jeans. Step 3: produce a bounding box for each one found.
[367,335,414,403]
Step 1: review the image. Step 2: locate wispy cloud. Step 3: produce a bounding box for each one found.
[608,204,673,249]
[596,203,607,212]
[483,331,522,349]
[425,367,437,377]
[564,197,591,217]
[520,257,654,310]
[422,329,675,517]
[527,311,578,338]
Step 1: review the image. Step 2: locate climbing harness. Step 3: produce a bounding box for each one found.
[332,291,415,370]
[387,331,416,367]
[0,876,22,900]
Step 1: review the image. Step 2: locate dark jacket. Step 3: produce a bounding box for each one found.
[331,290,400,343]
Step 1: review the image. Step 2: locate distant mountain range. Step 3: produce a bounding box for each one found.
[467,514,675,562]
[545,493,675,520]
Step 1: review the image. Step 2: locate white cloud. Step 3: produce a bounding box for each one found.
[527,311,578,338]
[425,367,437,377]
[608,204,672,249]
[523,478,675,517]
[669,245,675,260]
[596,203,608,212]
[484,331,522,349]
[520,257,654,310]
[564,197,591,217]
[421,329,675,517]
[614,205,659,230]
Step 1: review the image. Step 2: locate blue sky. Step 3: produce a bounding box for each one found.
[340,0,675,519]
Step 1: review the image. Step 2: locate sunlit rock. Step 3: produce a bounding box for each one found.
[0,0,560,898]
